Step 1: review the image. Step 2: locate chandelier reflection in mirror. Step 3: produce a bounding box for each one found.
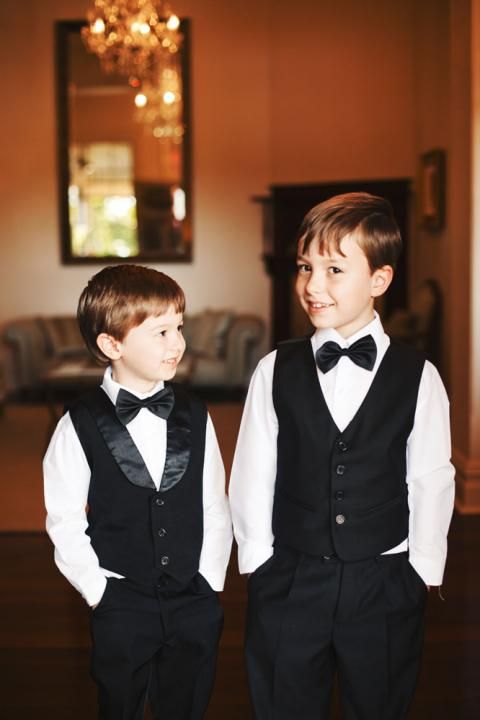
[134,55,184,142]
[82,0,182,82]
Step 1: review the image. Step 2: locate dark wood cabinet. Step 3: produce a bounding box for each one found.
[256,179,412,346]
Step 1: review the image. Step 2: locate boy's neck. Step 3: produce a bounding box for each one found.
[109,366,160,395]
[318,312,378,343]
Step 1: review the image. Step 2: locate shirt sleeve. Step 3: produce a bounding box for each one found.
[406,360,456,586]
[198,413,233,591]
[229,352,278,574]
[43,412,107,607]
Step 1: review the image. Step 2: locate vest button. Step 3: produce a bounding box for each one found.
[335,514,346,525]
[155,498,165,506]
[157,528,167,538]
[335,490,344,501]
[160,555,170,566]
[336,464,346,475]
[337,440,348,452]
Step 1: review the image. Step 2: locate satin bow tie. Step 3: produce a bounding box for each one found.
[315,334,377,374]
[115,386,174,425]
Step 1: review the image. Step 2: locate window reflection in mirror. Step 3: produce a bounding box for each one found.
[55,20,192,264]
[69,143,138,257]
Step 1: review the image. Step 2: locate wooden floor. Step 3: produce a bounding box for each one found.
[1,512,479,719]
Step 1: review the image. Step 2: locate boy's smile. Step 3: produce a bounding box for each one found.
[295,232,392,339]
[98,305,186,393]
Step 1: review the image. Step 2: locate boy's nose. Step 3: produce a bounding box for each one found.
[306,271,324,294]
[172,332,186,353]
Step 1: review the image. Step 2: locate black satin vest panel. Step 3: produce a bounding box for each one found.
[272,338,425,561]
[69,384,206,585]
[77,386,192,492]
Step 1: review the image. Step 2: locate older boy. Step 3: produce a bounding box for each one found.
[229,193,455,719]
[44,265,232,720]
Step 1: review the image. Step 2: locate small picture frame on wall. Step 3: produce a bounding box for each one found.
[419,148,446,231]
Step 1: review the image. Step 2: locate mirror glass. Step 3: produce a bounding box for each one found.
[56,20,192,264]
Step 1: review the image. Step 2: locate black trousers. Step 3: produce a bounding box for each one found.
[246,548,427,720]
[90,574,224,720]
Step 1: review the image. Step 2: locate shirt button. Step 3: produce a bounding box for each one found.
[335,490,344,501]
[155,498,165,506]
[160,555,170,566]
[157,528,167,538]
[337,441,348,452]
[335,514,346,525]
[336,464,346,475]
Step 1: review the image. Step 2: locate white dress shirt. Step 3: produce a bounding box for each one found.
[44,368,233,606]
[229,313,455,586]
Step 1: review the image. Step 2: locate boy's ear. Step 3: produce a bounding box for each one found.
[371,265,394,298]
[96,333,123,361]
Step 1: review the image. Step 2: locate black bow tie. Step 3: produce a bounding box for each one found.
[115,386,174,426]
[315,334,377,374]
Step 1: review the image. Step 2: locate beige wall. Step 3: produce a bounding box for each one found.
[472,0,480,464]
[270,0,416,183]
[453,0,480,511]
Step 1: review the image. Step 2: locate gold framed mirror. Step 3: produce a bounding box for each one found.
[55,19,192,264]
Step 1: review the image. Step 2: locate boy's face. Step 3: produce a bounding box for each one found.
[295,232,392,339]
[99,305,186,393]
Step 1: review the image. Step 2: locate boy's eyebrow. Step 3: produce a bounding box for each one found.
[150,317,183,329]
[296,253,346,262]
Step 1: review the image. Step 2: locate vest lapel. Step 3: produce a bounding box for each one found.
[82,385,192,492]
[297,339,338,430]
[84,388,156,490]
[160,385,192,492]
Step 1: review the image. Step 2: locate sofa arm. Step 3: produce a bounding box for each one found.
[223,315,265,388]
[2,318,50,391]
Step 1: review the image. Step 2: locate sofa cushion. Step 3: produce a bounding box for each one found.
[186,310,233,359]
[37,316,88,359]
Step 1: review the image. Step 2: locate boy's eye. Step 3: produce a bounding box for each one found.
[178,324,184,333]
[328,266,343,274]
[297,263,311,274]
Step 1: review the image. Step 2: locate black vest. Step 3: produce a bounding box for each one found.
[69,384,207,586]
[272,338,425,561]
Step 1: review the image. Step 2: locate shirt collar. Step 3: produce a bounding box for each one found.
[101,366,165,405]
[311,311,388,355]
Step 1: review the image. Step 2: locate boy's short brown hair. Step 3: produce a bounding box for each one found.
[77,264,185,364]
[297,192,402,271]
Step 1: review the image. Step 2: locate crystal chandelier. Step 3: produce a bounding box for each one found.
[133,56,184,141]
[82,0,182,82]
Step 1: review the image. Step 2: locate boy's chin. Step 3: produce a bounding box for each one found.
[307,315,330,329]
[159,366,178,381]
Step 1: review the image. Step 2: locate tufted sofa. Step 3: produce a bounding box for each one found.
[1,310,265,401]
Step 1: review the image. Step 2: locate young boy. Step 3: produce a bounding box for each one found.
[229,192,455,720]
[44,264,232,720]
